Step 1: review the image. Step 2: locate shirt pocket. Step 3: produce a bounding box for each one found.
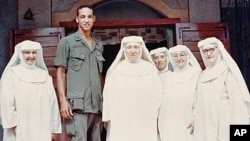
[96,54,105,73]
[68,52,85,71]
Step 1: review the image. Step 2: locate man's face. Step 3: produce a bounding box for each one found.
[153,53,167,71]
[76,7,95,32]
[172,51,187,69]
[202,46,219,66]
[22,50,37,65]
[124,43,141,62]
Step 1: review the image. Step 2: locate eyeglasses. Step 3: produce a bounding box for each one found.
[202,48,216,55]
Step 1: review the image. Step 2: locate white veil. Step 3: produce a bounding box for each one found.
[1,40,47,80]
[198,37,250,102]
[106,36,154,78]
[0,40,48,124]
[168,45,201,71]
[150,47,172,72]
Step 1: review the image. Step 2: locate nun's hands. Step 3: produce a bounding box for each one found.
[187,120,194,135]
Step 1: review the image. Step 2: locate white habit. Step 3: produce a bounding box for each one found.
[158,45,201,141]
[194,37,250,141]
[102,36,163,141]
[0,40,61,141]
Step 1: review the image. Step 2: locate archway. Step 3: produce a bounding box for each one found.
[58,0,181,78]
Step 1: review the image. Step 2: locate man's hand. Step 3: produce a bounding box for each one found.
[60,99,73,119]
[52,133,56,141]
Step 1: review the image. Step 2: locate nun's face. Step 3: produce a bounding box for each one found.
[22,50,37,65]
[153,53,167,71]
[172,51,187,69]
[124,43,141,62]
[202,46,218,66]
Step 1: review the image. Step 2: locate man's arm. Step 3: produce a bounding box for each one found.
[56,67,73,119]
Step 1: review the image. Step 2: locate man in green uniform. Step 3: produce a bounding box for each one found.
[54,4,105,141]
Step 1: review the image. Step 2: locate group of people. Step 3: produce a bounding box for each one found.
[0,4,249,141]
[150,45,201,141]
[149,38,250,141]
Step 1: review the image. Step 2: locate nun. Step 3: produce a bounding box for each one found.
[193,37,250,141]
[158,45,201,141]
[102,36,163,141]
[150,47,173,78]
[0,40,61,141]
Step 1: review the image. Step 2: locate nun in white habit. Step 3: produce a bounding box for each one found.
[102,36,163,141]
[150,47,173,79]
[0,40,61,141]
[194,37,250,141]
[158,45,201,141]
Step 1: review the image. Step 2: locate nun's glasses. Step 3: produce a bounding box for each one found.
[202,47,216,55]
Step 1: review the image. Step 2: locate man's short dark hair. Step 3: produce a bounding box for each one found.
[76,4,94,16]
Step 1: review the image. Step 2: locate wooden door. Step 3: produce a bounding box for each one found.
[9,27,65,89]
[175,22,230,69]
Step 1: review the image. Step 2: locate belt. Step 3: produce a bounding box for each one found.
[72,109,85,114]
